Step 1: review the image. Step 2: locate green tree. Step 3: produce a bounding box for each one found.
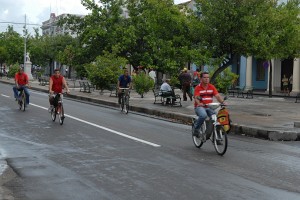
[248,0,300,97]
[0,26,23,65]
[0,46,9,67]
[194,0,300,86]
[85,52,127,90]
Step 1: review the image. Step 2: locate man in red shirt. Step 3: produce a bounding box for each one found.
[193,72,225,137]
[13,67,30,105]
[48,68,70,111]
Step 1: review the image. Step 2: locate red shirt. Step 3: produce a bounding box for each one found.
[194,83,218,107]
[51,75,64,93]
[15,72,28,86]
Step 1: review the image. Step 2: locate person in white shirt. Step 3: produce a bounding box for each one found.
[149,68,156,84]
[160,79,175,104]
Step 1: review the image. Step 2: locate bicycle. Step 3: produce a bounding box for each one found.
[192,97,228,156]
[49,93,65,125]
[17,88,26,111]
[119,88,130,114]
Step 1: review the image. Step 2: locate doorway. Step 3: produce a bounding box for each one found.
[281,59,293,90]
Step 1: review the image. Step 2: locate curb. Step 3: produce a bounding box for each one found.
[231,124,300,141]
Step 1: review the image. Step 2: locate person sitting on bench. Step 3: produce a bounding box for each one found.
[160,79,175,104]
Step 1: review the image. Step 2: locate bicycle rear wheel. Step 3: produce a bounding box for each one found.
[121,95,125,112]
[213,125,228,156]
[192,120,205,148]
[20,92,26,111]
[58,105,64,125]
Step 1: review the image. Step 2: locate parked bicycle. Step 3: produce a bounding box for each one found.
[17,88,26,111]
[192,97,228,156]
[119,88,130,114]
[49,93,65,125]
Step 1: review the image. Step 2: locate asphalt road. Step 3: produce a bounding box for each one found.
[0,83,299,200]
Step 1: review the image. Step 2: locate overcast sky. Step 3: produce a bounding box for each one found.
[0,0,187,35]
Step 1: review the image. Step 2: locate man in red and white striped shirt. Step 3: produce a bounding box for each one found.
[193,72,225,137]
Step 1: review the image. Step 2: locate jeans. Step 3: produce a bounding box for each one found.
[13,85,30,105]
[194,106,215,131]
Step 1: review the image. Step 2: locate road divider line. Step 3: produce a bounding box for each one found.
[1,94,10,98]
[30,103,161,147]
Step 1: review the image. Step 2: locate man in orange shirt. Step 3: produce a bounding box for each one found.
[48,68,70,111]
[193,72,225,137]
[13,67,30,105]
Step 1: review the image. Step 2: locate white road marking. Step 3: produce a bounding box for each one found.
[30,103,161,147]
[1,94,10,98]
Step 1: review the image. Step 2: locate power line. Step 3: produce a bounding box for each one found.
[0,21,41,26]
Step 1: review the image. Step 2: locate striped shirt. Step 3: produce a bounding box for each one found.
[194,83,218,107]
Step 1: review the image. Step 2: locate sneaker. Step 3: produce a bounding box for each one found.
[48,105,54,113]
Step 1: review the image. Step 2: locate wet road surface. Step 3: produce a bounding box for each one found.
[0,84,299,200]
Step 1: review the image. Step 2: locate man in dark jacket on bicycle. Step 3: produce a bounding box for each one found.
[193,72,225,137]
[117,69,132,104]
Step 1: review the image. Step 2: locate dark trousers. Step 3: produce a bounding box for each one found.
[182,82,192,101]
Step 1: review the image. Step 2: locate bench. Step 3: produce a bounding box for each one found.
[295,93,300,103]
[153,88,182,107]
[153,88,163,104]
[227,85,239,97]
[237,86,253,98]
[79,80,95,93]
[39,76,49,86]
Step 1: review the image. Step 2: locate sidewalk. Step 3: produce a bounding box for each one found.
[1,78,300,141]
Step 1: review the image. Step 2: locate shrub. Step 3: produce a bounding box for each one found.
[133,72,154,98]
[209,67,239,94]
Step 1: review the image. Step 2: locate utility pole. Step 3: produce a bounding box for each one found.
[24,14,27,66]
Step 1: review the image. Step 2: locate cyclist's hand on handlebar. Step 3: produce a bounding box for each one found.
[196,103,205,107]
[221,101,228,106]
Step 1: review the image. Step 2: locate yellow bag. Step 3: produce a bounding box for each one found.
[217,107,231,132]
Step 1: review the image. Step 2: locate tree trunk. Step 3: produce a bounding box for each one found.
[268,60,273,98]
[210,57,233,84]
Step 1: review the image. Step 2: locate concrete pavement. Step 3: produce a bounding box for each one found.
[1,78,300,141]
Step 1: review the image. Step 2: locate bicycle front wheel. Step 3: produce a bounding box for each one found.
[192,120,205,148]
[125,96,129,114]
[121,95,125,112]
[21,93,26,111]
[213,125,228,156]
[58,105,64,125]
